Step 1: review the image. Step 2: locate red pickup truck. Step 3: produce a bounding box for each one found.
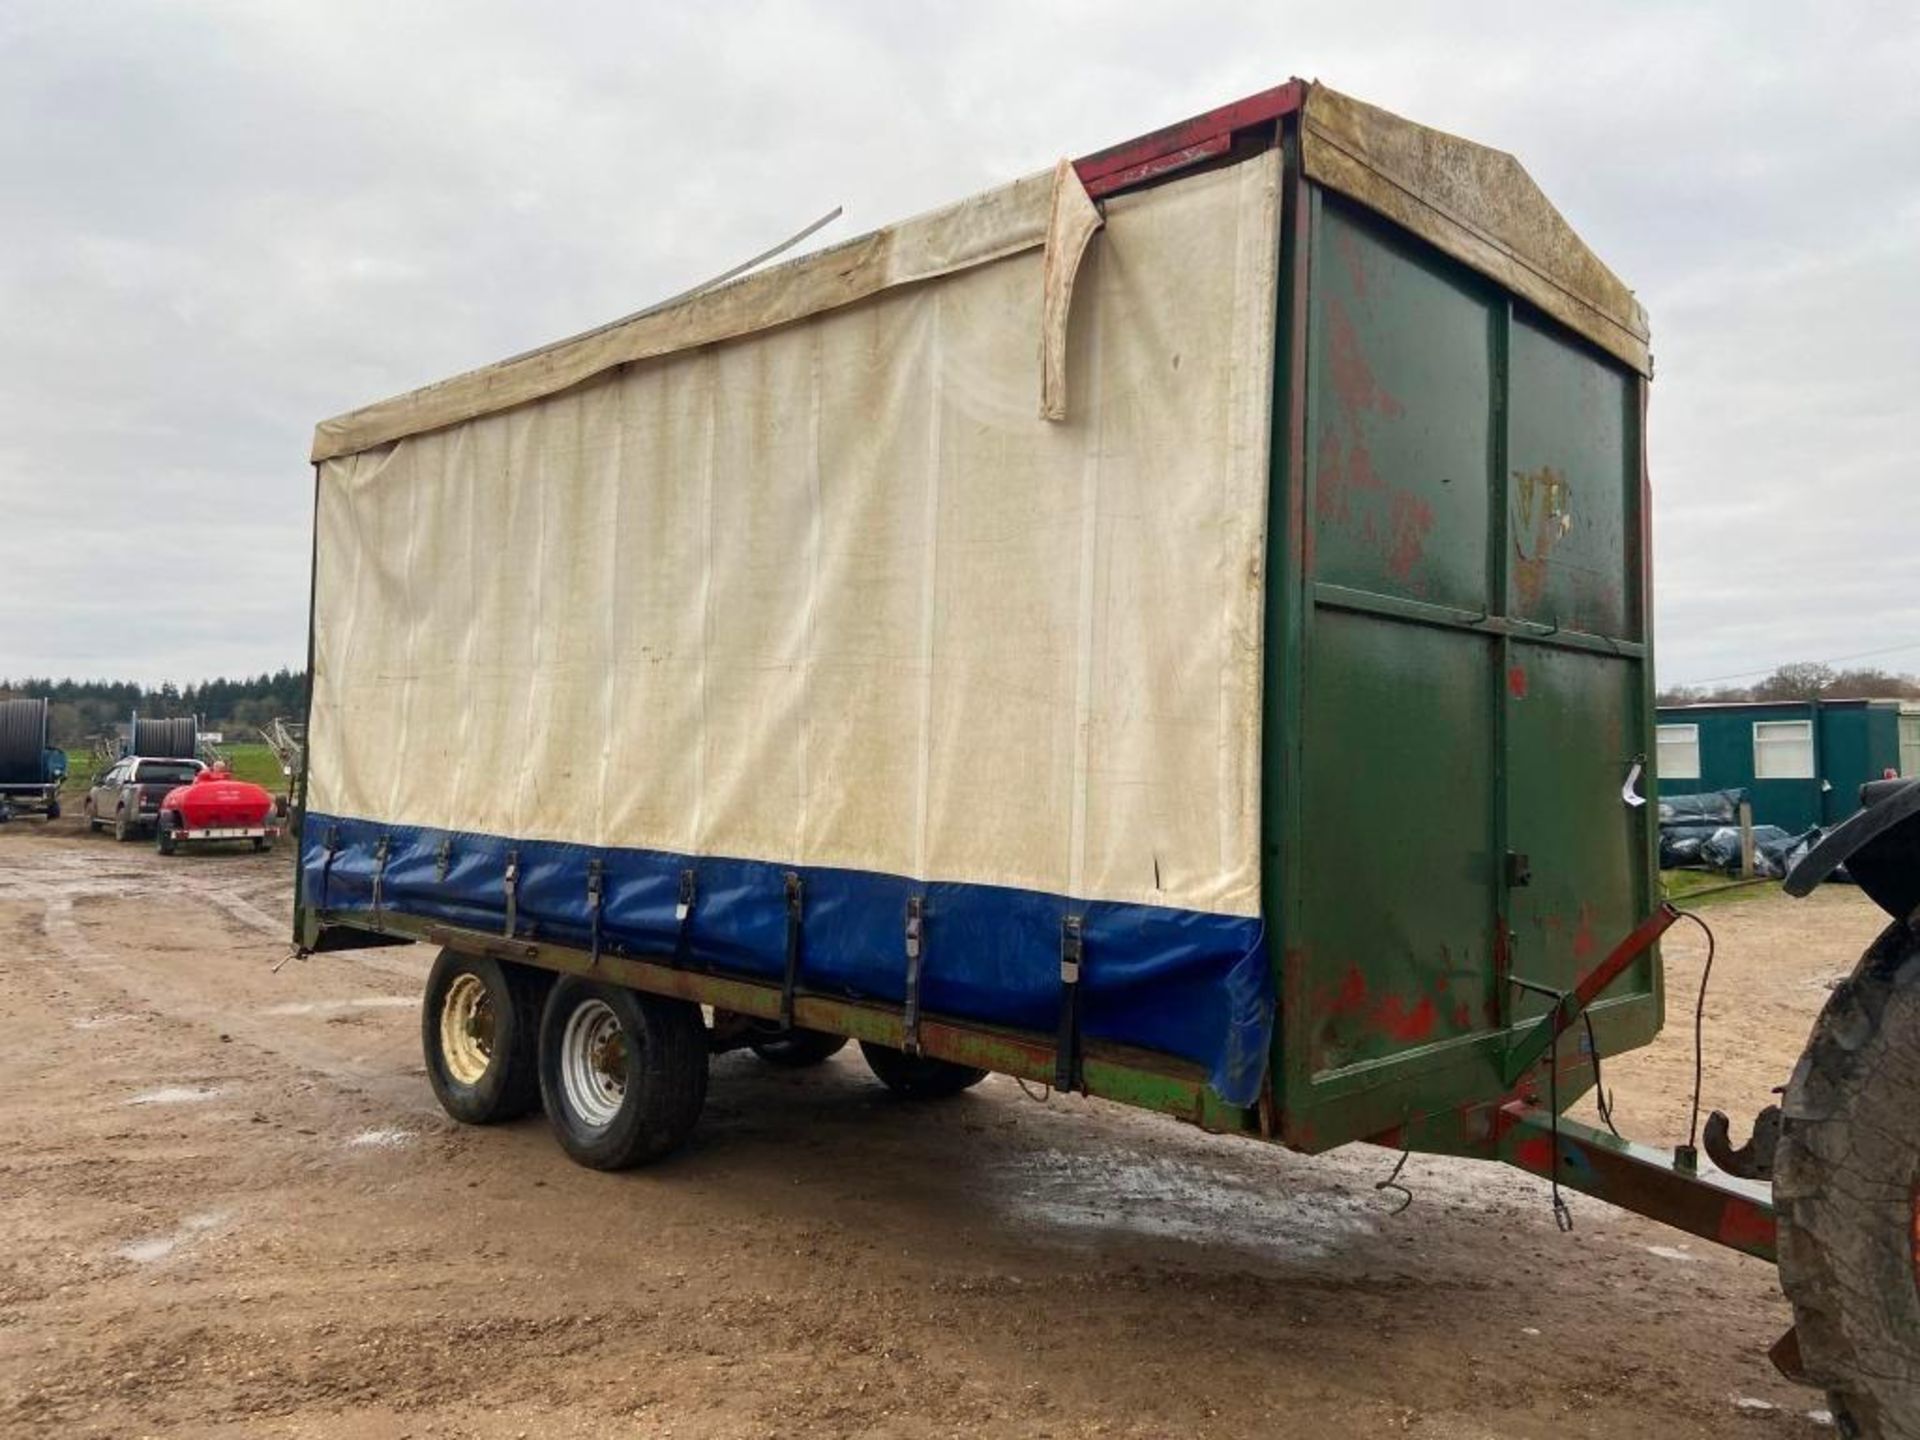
[155,766,281,855]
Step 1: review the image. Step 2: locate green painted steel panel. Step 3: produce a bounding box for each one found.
[1277,187,1659,1150]
[1298,610,1497,1074]
[1504,644,1654,1019]
[1508,314,1637,640]
[1309,198,1494,613]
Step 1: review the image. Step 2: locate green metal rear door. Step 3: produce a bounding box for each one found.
[1273,190,1659,1151]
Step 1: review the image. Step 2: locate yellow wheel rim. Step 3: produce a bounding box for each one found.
[439,972,495,1086]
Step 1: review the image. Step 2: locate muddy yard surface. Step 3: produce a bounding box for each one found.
[0,817,1881,1438]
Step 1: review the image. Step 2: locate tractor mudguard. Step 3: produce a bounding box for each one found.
[1785,777,1920,920]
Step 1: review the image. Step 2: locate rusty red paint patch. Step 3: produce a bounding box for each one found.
[1451,1001,1474,1032]
[1910,1178,1919,1297]
[1385,491,1433,581]
[1488,917,1513,1028]
[1348,437,1384,492]
[1325,299,1404,422]
[1572,903,1598,963]
[1372,993,1437,1044]
[1333,217,1369,300]
[1334,965,1368,1015]
[1718,1196,1778,1253]
[1073,81,1303,199]
[1513,1134,1554,1174]
[1506,664,1529,699]
[1314,428,1347,522]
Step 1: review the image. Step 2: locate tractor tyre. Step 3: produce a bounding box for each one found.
[1776,918,1920,1439]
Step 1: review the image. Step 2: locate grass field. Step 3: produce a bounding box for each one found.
[1660,868,1781,908]
[60,741,292,795]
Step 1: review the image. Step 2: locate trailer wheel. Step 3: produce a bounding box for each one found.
[155,814,178,856]
[44,799,58,821]
[1776,918,1920,1439]
[858,1041,988,1099]
[422,949,545,1125]
[749,1027,848,1068]
[538,978,707,1170]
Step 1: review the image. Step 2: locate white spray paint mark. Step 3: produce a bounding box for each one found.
[116,1210,230,1264]
[1645,1244,1699,1263]
[126,1086,221,1107]
[347,1128,414,1149]
[261,996,414,1017]
[1733,1396,1775,1413]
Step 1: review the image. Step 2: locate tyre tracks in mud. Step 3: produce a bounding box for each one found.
[0,817,1856,1439]
[0,826,431,1104]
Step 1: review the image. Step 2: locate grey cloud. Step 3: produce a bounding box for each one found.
[1,1,1915,687]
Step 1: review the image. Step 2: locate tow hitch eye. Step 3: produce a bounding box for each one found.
[1703,1102,1782,1182]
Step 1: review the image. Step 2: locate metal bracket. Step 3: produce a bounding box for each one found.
[370,834,392,923]
[781,873,804,1029]
[1055,913,1085,1092]
[317,823,341,910]
[585,858,605,966]
[1503,904,1677,1085]
[502,849,520,939]
[902,896,926,1055]
[672,868,697,968]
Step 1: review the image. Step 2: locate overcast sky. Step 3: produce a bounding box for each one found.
[2,2,1915,689]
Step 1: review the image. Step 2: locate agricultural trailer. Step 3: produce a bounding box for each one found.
[0,697,67,821]
[293,81,1918,1434]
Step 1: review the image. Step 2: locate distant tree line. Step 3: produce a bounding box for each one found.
[1658,662,1920,707]
[0,669,308,749]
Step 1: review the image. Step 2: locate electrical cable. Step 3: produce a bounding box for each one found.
[1375,1148,1414,1215]
[1582,1009,1622,1139]
[1671,908,1717,1153]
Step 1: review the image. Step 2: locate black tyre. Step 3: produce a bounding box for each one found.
[84,801,98,832]
[1776,918,1920,1439]
[113,808,133,842]
[538,978,707,1170]
[859,1041,988,1099]
[155,815,177,856]
[422,949,546,1125]
[44,799,59,821]
[748,1027,849,1068]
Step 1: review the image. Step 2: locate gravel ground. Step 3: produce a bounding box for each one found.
[0,814,1878,1437]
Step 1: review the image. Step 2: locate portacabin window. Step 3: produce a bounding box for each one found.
[1657,723,1701,781]
[1753,719,1815,780]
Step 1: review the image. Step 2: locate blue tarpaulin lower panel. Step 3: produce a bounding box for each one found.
[302,812,1272,1106]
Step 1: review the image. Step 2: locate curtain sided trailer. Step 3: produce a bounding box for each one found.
[298,81,1918,1432]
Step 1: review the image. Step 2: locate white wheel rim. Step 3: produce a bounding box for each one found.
[438,972,495,1086]
[560,998,628,1130]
